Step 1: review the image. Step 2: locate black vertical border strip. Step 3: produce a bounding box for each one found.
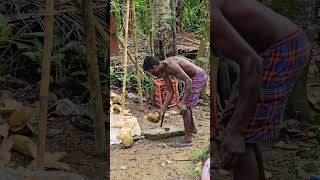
[209,0,216,179]
[105,0,111,179]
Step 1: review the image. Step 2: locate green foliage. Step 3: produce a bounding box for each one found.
[0,15,11,43]
[183,0,208,35]
[184,164,202,177]
[271,0,296,19]
[188,146,209,161]
[111,0,208,36]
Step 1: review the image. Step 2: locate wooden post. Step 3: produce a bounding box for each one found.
[131,0,144,108]
[171,0,178,55]
[36,0,54,170]
[82,0,106,157]
[121,0,130,115]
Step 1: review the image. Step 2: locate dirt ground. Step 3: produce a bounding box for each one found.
[110,99,210,180]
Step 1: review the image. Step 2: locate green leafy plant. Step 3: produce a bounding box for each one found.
[0,15,11,43]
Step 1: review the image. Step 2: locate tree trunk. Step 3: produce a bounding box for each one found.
[36,0,54,170]
[154,0,174,60]
[210,52,219,138]
[176,0,184,33]
[82,0,106,157]
[131,0,144,108]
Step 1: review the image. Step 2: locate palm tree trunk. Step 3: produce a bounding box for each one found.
[154,0,174,59]
[82,0,106,157]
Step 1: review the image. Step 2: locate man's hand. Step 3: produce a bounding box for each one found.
[219,131,246,169]
[178,102,187,115]
[155,109,165,119]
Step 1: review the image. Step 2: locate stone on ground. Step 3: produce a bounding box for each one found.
[143,126,184,140]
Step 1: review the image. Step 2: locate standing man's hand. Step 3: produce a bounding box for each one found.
[219,131,246,169]
[155,109,165,119]
[178,102,187,115]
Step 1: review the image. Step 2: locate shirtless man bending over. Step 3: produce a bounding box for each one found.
[143,56,208,147]
[212,0,311,179]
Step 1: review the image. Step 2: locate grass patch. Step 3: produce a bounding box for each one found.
[188,146,209,161]
[184,165,202,177]
[192,133,201,139]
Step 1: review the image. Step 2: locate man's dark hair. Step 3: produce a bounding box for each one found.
[143,56,160,71]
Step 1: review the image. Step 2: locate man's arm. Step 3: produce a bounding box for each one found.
[160,76,174,112]
[211,5,262,134]
[170,64,192,105]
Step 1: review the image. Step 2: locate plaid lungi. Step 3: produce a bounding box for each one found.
[220,30,311,143]
[180,71,208,108]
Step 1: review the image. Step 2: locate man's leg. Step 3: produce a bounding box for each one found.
[182,108,192,143]
[189,107,197,134]
[233,144,259,180]
[254,144,266,180]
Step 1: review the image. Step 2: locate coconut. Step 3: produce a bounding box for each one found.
[112,118,124,128]
[113,104,122,112]
[146,112,160,123]
[122,132,133,148]
[112,95,121,104]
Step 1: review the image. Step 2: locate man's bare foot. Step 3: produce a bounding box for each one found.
[191,129,198,134]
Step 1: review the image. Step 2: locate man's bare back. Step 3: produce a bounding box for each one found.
[162,56,204,79]
[215,0,298,52]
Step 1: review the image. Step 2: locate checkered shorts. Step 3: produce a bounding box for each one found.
[220,30,311,143]
[180,71,208,108]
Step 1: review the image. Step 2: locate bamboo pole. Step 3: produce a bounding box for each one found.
[117,34,145,75]
[131,0,144,108]
[82,0,106,157]
[149,0,155,56]
[121,0,130,115]
[36,0,54,170]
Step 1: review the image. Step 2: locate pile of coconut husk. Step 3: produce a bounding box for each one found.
[110,92,141,148]
[0,90,71,171]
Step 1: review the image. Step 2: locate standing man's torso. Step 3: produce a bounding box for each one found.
[161,56,204,79]
[216,0,298,53]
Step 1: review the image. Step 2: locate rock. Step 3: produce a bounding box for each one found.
[264,151,283,161]
[265,170,272,179]
[47,129,64,138]
[127,93,138,99]
[56,99,78,116]
[48,91,58,106]
[161,162,166,167]
[0,167,87,180]
[297,167,310,179]
[166,160,172,164]
[302,163,317,173]
[0,90,14,98]
[157,143,168,148]
[143,126,184,140]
